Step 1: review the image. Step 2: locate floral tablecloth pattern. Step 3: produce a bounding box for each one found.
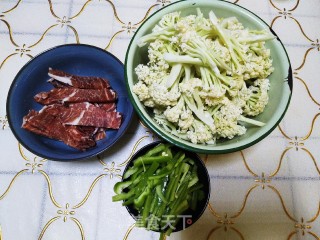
[0,0,319,239]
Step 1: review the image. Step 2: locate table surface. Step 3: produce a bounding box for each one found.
[0,0,319,239]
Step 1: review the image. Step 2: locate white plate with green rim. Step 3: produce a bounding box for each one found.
[125,0,292,154]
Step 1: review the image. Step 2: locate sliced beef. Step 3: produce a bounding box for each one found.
[76,126,106,141]
[76,126,97,136]
[48,68,111,89]
[93,128,107,141]
[22,68,122,150]
[96,103,117,112]
[22,107,96,150]
[34,88,117,105]
[60,102,122,129]
[63,126,96,150]
[66,103,116,141]
[48,78,71,88]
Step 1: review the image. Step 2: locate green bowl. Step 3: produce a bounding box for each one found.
[125,0,292,154]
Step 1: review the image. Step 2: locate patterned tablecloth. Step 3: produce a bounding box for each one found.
[0,0,319,239]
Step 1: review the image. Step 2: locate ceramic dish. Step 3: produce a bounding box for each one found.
[125,0,292,154]
[7,44,134,161]
[122,141,210,233]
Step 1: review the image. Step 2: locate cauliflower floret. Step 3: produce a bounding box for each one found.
[153,108,164,115]
[163,97,184,123]
[132,81,150,101]
[215,119,247,139]
[205,96,229,107]
[170,36,179,45]
[243,59,273,80]
[250,42,271,58]
[135,54,169,87]
[187,119,213,144]
[214,102,246,139]
[148,40,170,71]
[151,59,170,73]
[251,48,271,62]
[179,78,202,96]
[199,84,226,99]
[254,78,270,91]
[164,106,181,123]
[179,30,199,45]
[135,64,151,84]
[242,44,274,79]
[153,12,180,32]
[178,108,194,131]
[195,9,211,31]
[222,17,245,31]
[175,15,196,33]
[243,79,269,116]
[207,39,231,63]
[231,83,251,108]
[149,83,180,107]
[187,131,198,144]
[216,74,245,97]
[220,102,243,121]
[154,113,189,141]
[143,99,156,108]
[148,67,169,84]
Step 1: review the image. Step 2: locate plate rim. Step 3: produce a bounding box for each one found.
[6,43,134,161]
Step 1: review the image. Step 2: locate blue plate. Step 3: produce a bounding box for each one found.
[7,44,134,161]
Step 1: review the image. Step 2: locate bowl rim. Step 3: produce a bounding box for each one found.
[124,0,293,154]
[122,140,211,232]
[6,43,134,161]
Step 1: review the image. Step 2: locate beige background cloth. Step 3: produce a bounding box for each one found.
[0,0,319,239]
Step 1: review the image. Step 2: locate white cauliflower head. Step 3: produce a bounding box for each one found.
[132,81,150,101]
[178,108,194,131]
[179,77,202,96]
[149,83,180,107]
[135,64,151,84]
[243,78,270,116]
[187,119,214,144]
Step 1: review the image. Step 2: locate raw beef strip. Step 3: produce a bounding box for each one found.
[96,103,117,112]
[48,68,111,89]
[93,128,107,141]
[76,126,106,141]
[22,107,96,150]
[60,102,122,129]
[93,103,118,140]
[48,78,71,88]
[76,126,97,136]
[34,88,117,105]
[75,103,116,140]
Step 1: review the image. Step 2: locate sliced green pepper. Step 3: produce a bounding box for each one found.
[122,198,135,206]
[189,183,204,193]
[156,184,168,204]
[135,162,159,193]
[112,190,135,202]
[148,168,172,180]
[113,180,132,194]
[145,143,166,157]
[165,200,189,236]
[134,155,171,167]
[142,194,153,227]
[134,187,151,208]
[190,189,198,211]
[123,167,139,179]
[150,191,160,213]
